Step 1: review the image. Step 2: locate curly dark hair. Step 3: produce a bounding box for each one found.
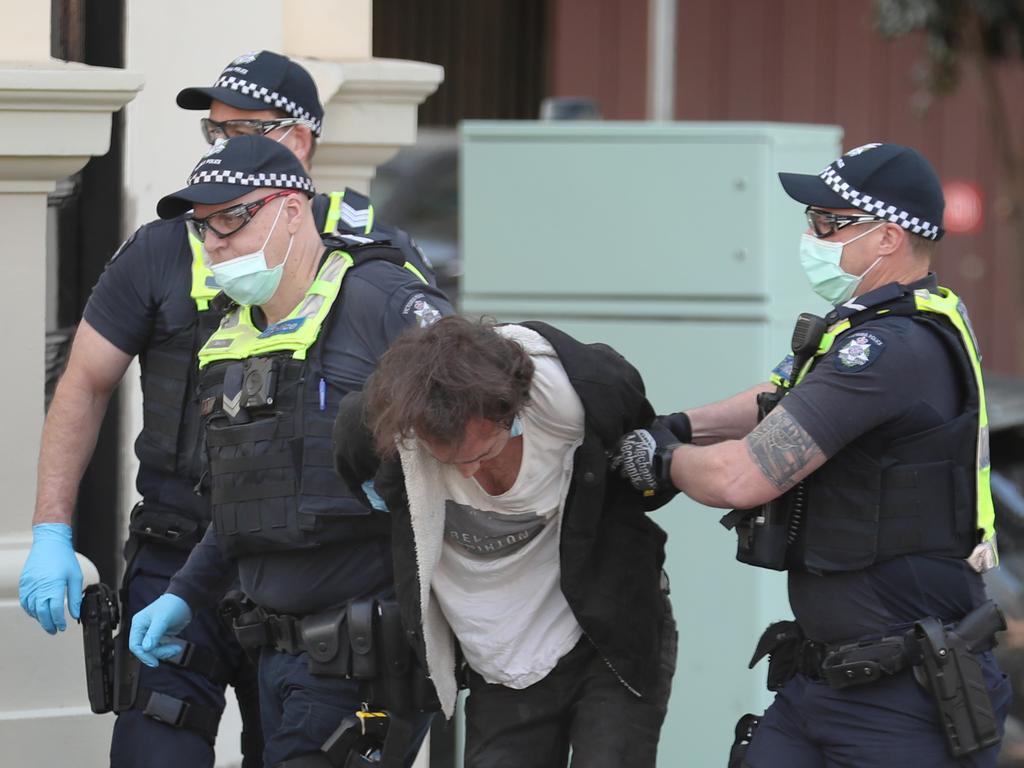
[364,316,535,457]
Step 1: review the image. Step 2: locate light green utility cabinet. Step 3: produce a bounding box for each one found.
[459,122,842,766]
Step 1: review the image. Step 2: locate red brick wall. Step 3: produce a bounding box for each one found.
[549,0,1024,372]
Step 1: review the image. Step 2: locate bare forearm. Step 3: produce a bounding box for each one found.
[33,374,114,525]
[685,382,774,444]
[668,441,752,508]
[668,405,826,510]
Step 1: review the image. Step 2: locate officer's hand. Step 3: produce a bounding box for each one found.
[129,594,192,668]
[609,414,689,494]
[19,523,84,634]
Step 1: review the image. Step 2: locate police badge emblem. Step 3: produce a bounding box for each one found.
[836,332,885,372]
[231,52,259,66]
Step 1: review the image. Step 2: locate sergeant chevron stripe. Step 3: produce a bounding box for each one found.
[340,201,370,229]
[223,390,243,419]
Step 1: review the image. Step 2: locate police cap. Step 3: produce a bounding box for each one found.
[176,50,324,137]
[779,143,945,241]
[156,135,316,219]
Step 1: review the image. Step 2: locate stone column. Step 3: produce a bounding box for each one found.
[282,0,444,194]
[0,45,142,762]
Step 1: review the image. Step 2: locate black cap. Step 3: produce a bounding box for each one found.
[176,50,324,137]
[779,143,945,241]
[157,135,316,219]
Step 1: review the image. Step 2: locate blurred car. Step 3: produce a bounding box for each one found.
[371,129,460,302]
[983,374,1024,766]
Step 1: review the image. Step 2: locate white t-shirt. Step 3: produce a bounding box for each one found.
[430,326,586,688]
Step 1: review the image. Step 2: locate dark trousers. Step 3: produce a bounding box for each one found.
[745,652,1012,768]
[258,648,434,766]
[464,600,677,768]
[110,543,255,768]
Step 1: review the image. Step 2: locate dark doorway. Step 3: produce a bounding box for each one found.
[374,0,549,126]
[49,0,126,585]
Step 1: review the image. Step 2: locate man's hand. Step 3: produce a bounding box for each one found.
[19,523,83,634]
[129,594,192,668]
[610,413,690,494]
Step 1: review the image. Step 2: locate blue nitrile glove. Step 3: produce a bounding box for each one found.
[19,523,83,634]
[361,480,389,512]
[129,594,192,668]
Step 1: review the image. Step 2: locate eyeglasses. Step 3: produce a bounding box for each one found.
[186,190,295,241]
[805,206,884,239]
[200,117,312,144]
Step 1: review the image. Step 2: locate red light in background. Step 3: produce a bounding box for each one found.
[943,181,984,235]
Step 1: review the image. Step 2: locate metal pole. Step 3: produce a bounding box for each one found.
[647,0,678,121]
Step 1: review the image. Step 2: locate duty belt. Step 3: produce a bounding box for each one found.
[751,620,925,691]
[750,602,1007,759]
[232,601,377,679]
[809,634,912,689]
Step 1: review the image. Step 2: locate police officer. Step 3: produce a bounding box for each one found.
[611,143,1012,766]
[128,135,450,767]
[18,50,437,767]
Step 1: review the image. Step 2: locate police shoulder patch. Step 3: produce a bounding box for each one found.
[835,331,885,372]
[402,292,442,328]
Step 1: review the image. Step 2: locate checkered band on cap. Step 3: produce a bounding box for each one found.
[187,168,316,194]
[819,166,941,240]
[213,75,323,136]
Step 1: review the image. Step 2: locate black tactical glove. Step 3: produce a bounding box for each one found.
[609,412,691,494]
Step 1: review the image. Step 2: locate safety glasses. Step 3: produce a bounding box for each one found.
[186,190,295,241]
[200,117,312,144]
[805,206,884,239]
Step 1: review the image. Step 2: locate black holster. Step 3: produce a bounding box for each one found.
[80,581,142,716]
[910,600,1005,758]
[727,713,761,768]
[81,583,120,713]
[747,620,817,691]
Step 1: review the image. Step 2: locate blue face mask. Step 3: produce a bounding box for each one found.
[798,223,884,306]
[210,200,292,306]
[509,415,523,438]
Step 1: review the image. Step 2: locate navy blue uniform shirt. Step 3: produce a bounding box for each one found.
[779,275,987,643]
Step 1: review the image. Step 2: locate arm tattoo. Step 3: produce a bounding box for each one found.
[745,408,823,492]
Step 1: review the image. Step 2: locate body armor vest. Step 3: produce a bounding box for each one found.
[134,229,221,518]
[738,285,996,575]
[197,243,415,559]
[133,197,371,521]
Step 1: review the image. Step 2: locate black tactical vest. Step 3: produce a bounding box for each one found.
[787,299,982,574]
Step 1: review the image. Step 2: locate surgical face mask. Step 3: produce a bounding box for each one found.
[509,415,523,438]
[209,200,293,306]
[799,223,884,305]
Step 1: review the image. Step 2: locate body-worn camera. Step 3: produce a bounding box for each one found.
[242,357,277,408]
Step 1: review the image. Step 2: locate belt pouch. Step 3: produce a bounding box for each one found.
[348,599,377,679]
[300,608,351,677]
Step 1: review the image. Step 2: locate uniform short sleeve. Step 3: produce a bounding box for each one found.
[780,318,953,458]
[81,222,185,356]
[318,260,454,392]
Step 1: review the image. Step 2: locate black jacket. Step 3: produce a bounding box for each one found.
[334,321,673,700]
